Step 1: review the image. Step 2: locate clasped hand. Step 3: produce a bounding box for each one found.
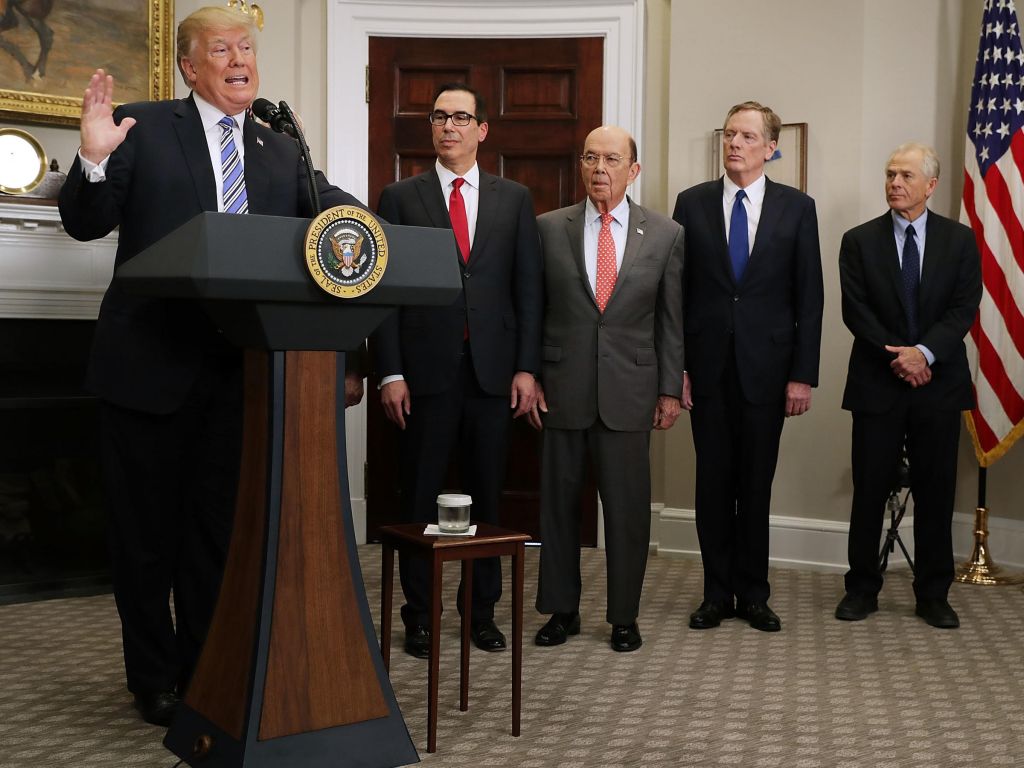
[885,345,931,388]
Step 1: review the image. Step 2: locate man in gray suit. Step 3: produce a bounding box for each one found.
[529,126,685,652]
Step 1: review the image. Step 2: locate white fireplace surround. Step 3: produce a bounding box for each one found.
[0,201,116,320]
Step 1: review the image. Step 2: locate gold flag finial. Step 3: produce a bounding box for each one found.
[226,0,264,30]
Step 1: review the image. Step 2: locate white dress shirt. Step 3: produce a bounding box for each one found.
[435,160,480,249]
[722,172,767,255]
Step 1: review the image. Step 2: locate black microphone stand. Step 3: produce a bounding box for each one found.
[879,445,914,574]
[277,100,322,216]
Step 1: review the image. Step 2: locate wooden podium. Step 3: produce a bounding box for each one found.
[117,212,461,767]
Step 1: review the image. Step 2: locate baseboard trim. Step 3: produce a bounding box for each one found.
[350,496,366,545]
[654,506,1024,574]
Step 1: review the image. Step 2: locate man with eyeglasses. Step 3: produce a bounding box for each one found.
[672,101,823,633]
[57,6,363,726]
[528,126,684,653]
[835,143,979,629]
[371,82,542,658]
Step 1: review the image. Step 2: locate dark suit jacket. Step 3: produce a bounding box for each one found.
[839,210,982,414]
[59,95,361,414]
[536,199,685,432]
[672,177,823,403]
[371,168,542,397]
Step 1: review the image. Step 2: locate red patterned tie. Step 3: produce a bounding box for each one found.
[449,177,470,263]
[595,212,617,312]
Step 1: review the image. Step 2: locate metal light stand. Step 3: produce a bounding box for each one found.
[879,449,914,574]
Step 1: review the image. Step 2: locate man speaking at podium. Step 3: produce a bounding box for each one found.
[58,6,361,726]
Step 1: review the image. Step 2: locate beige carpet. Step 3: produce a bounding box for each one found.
[1,545,1023,767]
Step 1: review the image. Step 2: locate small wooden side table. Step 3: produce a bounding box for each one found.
[378,522,531,753]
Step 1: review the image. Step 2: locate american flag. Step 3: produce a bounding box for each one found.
[961,0,1024,467]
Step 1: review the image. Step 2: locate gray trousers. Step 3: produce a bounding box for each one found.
[536,422,652,625]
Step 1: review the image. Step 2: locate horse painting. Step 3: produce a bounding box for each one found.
[0,0,55,83]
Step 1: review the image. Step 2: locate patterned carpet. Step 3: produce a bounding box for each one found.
[1,545,1023,767]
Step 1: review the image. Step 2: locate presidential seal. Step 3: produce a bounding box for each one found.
[304,205,388,298]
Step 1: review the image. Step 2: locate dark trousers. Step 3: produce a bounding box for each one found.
[845,403,960,601]
[398,350,509,627]
[536,421,651,625]
[100,356,242,695]
[690,354,785,604]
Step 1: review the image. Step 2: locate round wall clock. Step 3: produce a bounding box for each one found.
[0,128,48,195]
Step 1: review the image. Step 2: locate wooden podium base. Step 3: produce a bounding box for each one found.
[164,350,417,767]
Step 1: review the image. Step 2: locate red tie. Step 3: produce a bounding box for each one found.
[449,177,471,264]
[595,212,617,312]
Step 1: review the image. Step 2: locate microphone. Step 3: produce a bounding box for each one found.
[251,98,322,214]
[252,97,297,138]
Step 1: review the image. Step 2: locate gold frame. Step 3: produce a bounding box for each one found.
[0,0,175,127]
[710,122,809,192]
[0,126,46,193]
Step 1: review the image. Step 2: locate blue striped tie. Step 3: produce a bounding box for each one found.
[218,116,248,214]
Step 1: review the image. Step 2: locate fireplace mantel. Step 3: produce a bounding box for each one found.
[0,200,116,320]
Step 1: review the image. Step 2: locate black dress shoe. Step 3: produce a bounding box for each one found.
[535,611,581,646]
[915,599,960,629]
[610,622,642,652]
[133,691,180,727]
[835,593,878,621]
[404,624,431,658]
[736,601,781,632]
[689,599,736,629]
[471,619,507,652]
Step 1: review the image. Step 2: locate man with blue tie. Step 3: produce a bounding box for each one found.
[835,143,981,628]
[58,6,361,726]
[672,102,823,633]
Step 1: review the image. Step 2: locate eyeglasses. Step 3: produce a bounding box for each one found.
[428,110,479,127]
[580,152,628,169]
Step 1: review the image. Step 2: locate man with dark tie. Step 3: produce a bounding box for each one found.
[371,83,542,659]
[58,6,361,726]
[835,142,981,628]
[530,126,684,653]
[672,101,823,633]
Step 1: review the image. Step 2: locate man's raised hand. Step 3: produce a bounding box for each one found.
[79,69,136,164]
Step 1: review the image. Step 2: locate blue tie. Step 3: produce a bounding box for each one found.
[218,116,248,214]
[902,224,920,342]
[729,189,749,281]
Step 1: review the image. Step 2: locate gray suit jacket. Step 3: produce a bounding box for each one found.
[537,198,685,432]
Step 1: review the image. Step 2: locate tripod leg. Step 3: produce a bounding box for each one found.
[879,492,900,573]
[896,535,914,574]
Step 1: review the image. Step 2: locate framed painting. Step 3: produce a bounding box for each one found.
[710,122,808,192]
[0,0,174,126]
